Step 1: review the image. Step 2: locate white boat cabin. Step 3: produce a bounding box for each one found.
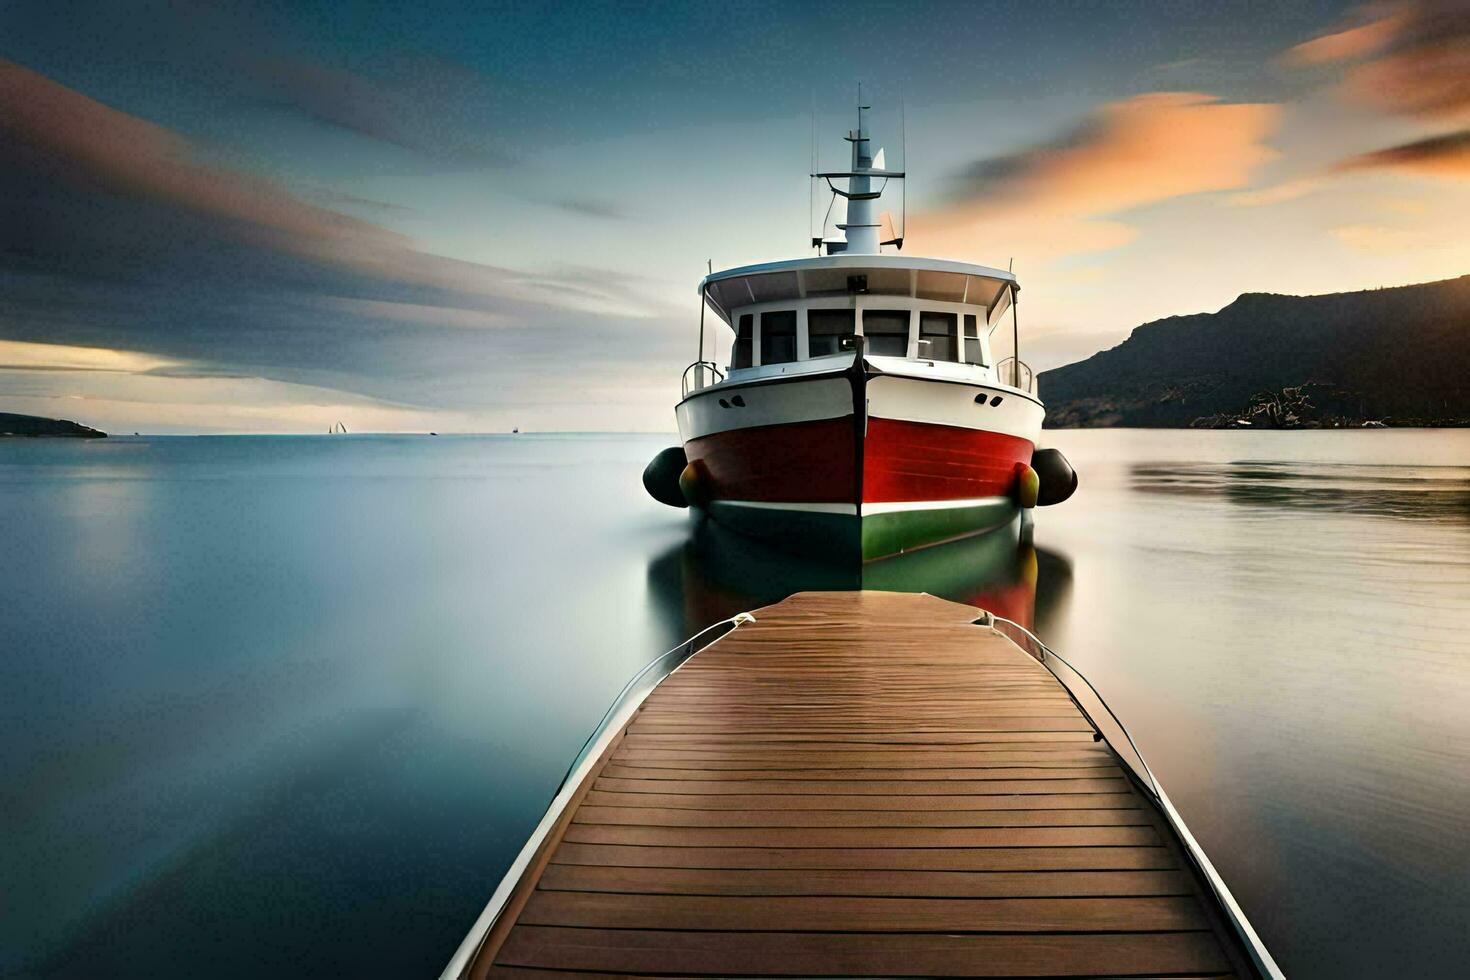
[695,254,1027,391]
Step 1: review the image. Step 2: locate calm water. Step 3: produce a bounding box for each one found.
[2,431,1468,978]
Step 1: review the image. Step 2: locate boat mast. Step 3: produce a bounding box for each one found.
[841,87,880,255]
[812,88,903,255]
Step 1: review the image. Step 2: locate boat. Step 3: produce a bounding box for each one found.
[643,98,1075,562]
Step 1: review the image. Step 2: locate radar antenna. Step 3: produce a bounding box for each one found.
[808,87,906,255]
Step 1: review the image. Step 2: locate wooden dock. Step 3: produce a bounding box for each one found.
[459,591,1257,977]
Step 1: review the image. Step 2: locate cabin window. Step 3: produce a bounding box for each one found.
[807,309,855,357]
[732,313,753,369]
[862,310,910,357]
[963,314,985,365]
[919,311,958,361]
[760,310,797,364]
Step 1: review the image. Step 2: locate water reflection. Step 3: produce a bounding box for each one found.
[1132,460,1470,522]
[645,514,1073,640]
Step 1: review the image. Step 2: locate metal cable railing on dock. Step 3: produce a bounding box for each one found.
[439,611,755,980]
[552,612,755,797]
[981,612,1287,980]
[985,614,1161,800]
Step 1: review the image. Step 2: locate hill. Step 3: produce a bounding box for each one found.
[1038,275,1470,427]
[0,413,107,437]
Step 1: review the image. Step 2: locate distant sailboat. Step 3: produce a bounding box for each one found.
[328,421,348,434]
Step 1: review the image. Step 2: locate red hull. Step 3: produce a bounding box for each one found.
[864,418,1034,503]
[683,416,1033,505]
[683,418,855,503]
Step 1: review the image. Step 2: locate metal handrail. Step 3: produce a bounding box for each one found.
[681,360,725,398]
[439,611,755,980]
[987,615,1161,799]
[995,356,1034,393]
[984,613,1286,980]
[551,613,753,797]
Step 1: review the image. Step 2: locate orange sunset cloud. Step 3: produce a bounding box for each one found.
[913,92,1281,265]
[1279,2,1470,178]
[1283,6,1406,64]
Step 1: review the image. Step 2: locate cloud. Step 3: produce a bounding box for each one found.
[1335,129,1470,176]
[0,59,652,316]
[0,360,485,434]
[1227,176,1330,207]
[1286,2,1470,122]
[244,55,508,166]
[0,60,686,429]
[250,57,421,151]
[1249,4,1470,197]
[1344,12,1470,123]
[913,93,1280,264]
[546,198,627,220]
[1283,8,1406,64]
[0,340,173,374]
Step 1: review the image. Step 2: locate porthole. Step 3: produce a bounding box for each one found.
[731,395,746,407]
[718,398,730,408]
[990,396,1004,407]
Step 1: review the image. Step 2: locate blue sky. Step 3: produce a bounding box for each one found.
[1,1,1466,431]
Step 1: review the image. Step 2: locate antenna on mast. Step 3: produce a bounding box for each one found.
[810,92,818,253]
[898,90,906,251]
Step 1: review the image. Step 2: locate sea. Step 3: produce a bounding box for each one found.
[2,430,1467,978]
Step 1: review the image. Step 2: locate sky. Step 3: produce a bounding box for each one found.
[0,0,1466,433]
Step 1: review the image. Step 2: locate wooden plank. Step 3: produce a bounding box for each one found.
[582,790,1145,811]
[594,776,1128,795]
[621,730,1099,744]
[519,891,1208,933]
[495,926,1233,976]
[560,823,1159,849]
[636,704,1081,716]
[612,748,1115,765]
[549,842,1180,871]
[572,805,1153,828]
[537,865,1195,898]
[628,719,1097,733]
[599,763,1124,780]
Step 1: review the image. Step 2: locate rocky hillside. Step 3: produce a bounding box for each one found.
[1039,275,1470,427]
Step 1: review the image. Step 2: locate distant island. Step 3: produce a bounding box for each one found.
[0,413,107,438]
[1039,274,1470,428]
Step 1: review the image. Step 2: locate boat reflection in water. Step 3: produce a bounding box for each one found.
[645,512,1072,640]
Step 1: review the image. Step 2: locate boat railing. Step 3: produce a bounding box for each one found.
[995,356,1034,394]
[982,613,1286,980]
[438,612,755,980]
[681,360,725,398]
